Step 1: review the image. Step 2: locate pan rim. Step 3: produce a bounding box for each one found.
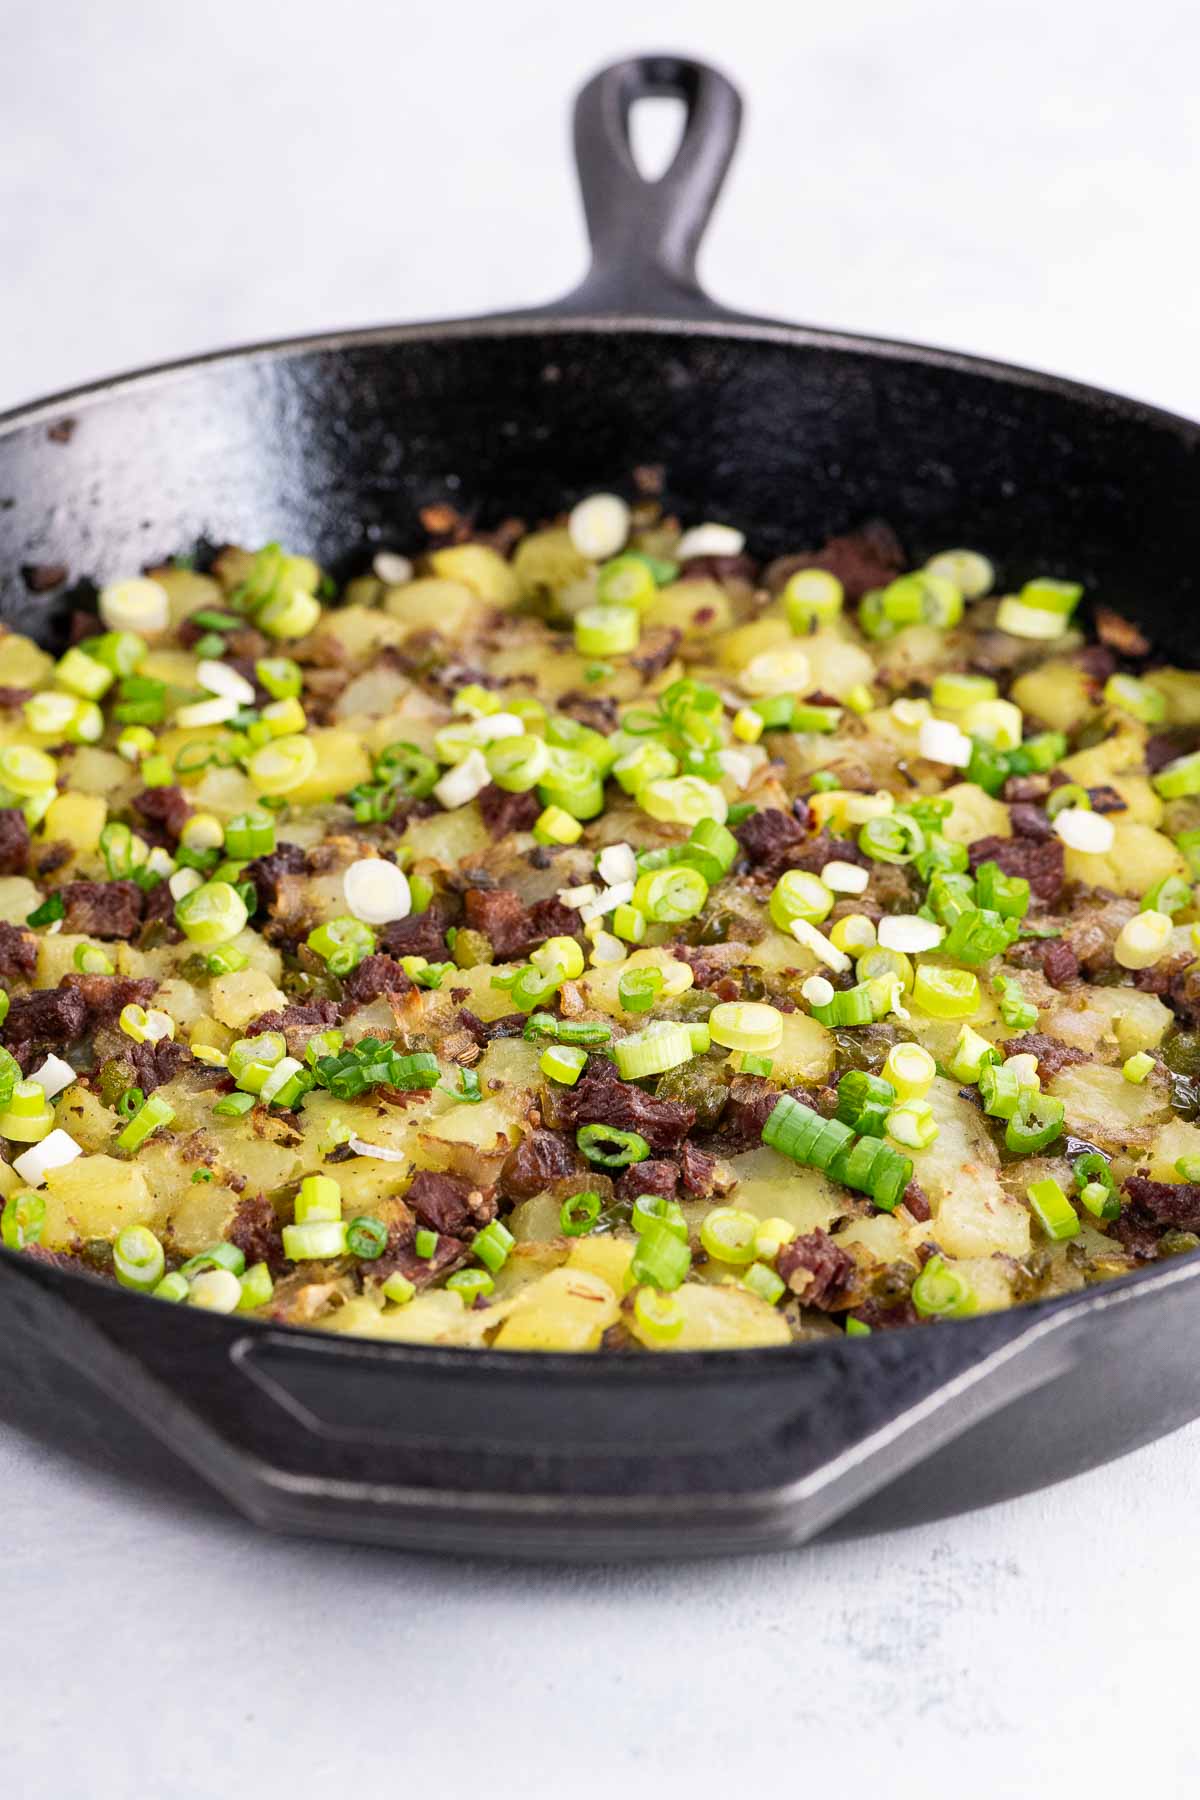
[2,309,1199,449]
[2,305,1198,1369]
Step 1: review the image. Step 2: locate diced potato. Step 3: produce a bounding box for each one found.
[873,624,954,689]
[492,1267,619,1350]
[1048,1060,1171,1151]
[403,805,492,868]
[283,729,371,805]
[1063,821,1186,898]
[805,631,876,700]
[428,544,520,608]
[511,526,590,604]
[37,932,95,987]
[55,1084,120,1153]
[475,1036,544,1093]
[717,616,791,673]
[65,746,135,800]
[154,976,211,1032]
[629,1281,791,1351]
[940,782,1011,845]
[313,603,404,662]
[509,1193,564,1243]
[1058,719,1147,787]
[209,966,289,1030]
[383,577,487,641]
[952,1256,1017,1314]
[1147,1118,1200,1183]
[40,1155,156,1248]
[0,631,53,688]
[147,565,225,627]
[908,1078,1029,1255]
[333,666,412,721]
[1010,659,1098,732]
[835,1213,918,1265]
[1042,986,1172,1060]
[1144,667,1200,726]
[0,877,40,923]
[721,1145,846,1237]
[42,790,106,857]
[767,1010,837,1084]
[567,1235,636,1290]
[185,761,262,820]
[164,1180,240,1254]
[646,579,734,640]
[935,1186,1031,1259]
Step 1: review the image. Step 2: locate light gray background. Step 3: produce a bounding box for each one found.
[4,1,1199,1793]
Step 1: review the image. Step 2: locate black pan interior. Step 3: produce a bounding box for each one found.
[3,321,1198,661]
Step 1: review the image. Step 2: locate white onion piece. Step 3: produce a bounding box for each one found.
[676,523,746,560]
[789,919,852,973]
[820,860,869,895]
[176,696,239,728]
[568,494,630,561]
[99,578,169,634]
[14,1129,82,1188]
[433,748,489,810]
[918,717,973,768]
[878,915,945,954]
[1053,808,1115,854]
[373,552,414,586]
[348,1134,407,1162]
[28,1055,76,1100]
[197,660,256,705]
[598,842,637,886]
[344,858,412,925]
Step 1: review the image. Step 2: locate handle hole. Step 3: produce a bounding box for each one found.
[627,94,687,182]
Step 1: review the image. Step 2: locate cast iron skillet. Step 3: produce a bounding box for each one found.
[3,55,1200,1561]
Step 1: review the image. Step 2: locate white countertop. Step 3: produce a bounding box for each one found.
[4,0,1200,1791]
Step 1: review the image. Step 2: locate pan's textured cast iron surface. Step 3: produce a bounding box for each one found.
[2,55,1200,1559]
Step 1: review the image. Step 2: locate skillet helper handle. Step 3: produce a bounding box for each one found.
[552,54,747,321]
[0,1251,1078,1558]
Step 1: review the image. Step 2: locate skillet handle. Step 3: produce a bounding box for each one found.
[549,54,750,322]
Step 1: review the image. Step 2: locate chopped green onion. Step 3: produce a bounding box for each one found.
[560,1191,602,1236]
[175,880,249,946]
[613,1023,694,1080]
[948,1024,1000,1084]
[886,1099,939,1149]
[471,1220,514,1273]
[769,868,834,932]
[1027,1175,1079,1240]
[631,1194,688,1241]
[835,1070,895,1137]
[446,1267,494,1303]
[306,915,377,975]
[699,1207,759,1266]
[911,1254,975,1318]
[708,1001,783,1053]
[576,1123,651,1167]
[116,1093,175,1151]
[1123,1051,1155,1084]
[574,605,640,657]
[213,1091,256,1118]
[631,864,709,923]
[618,965,664,1013]
[630,1219,691,1290]
[346,1216,388,1259]
[1,1190,45,1251]
[224,810,276,859]
[113,1225,166,1292]
[1006,1092,1065,1154]
[912,965,980,1019]
[540,1043,588,1085]
[858,812,925,864]
[632,1285,686,1343]
[282,1220,349,1260]
[973,860,1030,920]
[942,906,1014,965]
